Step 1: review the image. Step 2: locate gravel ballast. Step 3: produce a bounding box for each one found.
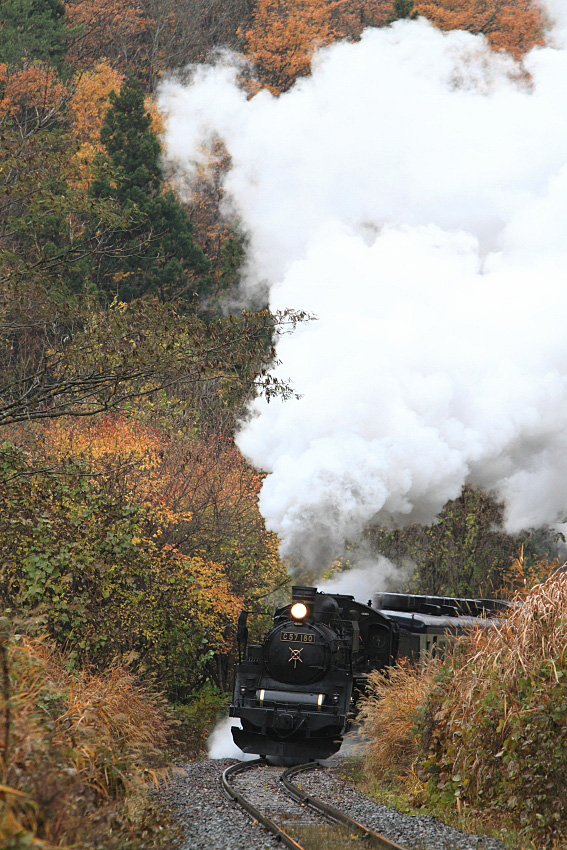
[158,757,508,850]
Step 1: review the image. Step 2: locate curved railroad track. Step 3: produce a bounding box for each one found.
[221,758,407,850]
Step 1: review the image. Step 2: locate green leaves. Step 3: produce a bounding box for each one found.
[0,442,238,699]
[0,0,80,72]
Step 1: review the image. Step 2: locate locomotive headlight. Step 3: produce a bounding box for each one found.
[290,602,308,619]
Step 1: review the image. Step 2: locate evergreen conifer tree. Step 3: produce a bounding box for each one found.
[91,74,210,305]
[0,0,78,71]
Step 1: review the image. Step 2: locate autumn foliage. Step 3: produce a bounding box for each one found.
[239,0,547,95]
[0,626,172,847]
[240,0,343,93]
[70,62,124,144]
[65,0,149,70]
[30,415,285,605]
[0,0,559,841]
[358,656,440,783]
[0,62,68,131]
[0,437,242,698]
[415,0,546,58]
[2,412,285,694]
[361,572,567,845]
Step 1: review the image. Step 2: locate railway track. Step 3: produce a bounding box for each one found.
[221,759,408,850]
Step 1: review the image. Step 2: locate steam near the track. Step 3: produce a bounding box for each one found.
[159,2,567,574]
[208,718,255,760]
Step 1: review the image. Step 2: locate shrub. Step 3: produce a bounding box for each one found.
[417,572,567,845]
[0,442,240,699]
[172,683,231,757]
[0,622,173,848]
[358,656,439,784]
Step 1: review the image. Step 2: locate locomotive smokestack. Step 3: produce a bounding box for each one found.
[291,586,317,606]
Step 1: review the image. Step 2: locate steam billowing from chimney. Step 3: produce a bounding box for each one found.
[159,3,567,574]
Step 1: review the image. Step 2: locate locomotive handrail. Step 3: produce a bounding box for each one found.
[281,762,407,850]
[220,759,304,850]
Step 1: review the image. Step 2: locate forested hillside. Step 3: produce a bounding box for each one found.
[0,0,558,845]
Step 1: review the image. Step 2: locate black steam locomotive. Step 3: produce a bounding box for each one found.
[230,584,508,761]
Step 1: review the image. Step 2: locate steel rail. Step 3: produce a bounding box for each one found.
[281,762,407,850]
[220,758,304,850]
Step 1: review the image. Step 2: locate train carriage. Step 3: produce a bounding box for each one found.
[374,592,510,661]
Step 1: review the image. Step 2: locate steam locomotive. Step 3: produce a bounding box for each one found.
[230,584,508,761]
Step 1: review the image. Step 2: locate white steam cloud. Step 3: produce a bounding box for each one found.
[207,718,256,760]
[159,5,567,573]
[319,556,405,601]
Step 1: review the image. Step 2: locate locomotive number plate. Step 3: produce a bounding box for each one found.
[280,632,315,643]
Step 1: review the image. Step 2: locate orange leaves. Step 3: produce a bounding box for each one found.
[487,3,545,56]
[415,0,545,58]
[241,0,546,97]
[8,411,284,689]
[333,0,392,40]
[68,61,124,188]
[240,0,343,93]
[28,415,282,605]
[0,63,68,126]
[40,413,162,470]
[0,58,122,152]
[36,415,195,527]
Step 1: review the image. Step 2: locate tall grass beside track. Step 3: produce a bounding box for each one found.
[359,571,567,848]
[0,620,174,849]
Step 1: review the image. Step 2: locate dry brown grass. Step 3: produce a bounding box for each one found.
[414,571,567,845]
[358,656,440,784]
[465,568,567,683]
[428,568,567,779]
[359,573,567,844]
[0,623,172,848]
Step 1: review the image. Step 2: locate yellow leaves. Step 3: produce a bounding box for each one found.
[7,413,284,676]
[41,414,162,470]
[144,95,165,138]
[67,61,124,189]
[112,270,134,283]
[33,415,196,529]
[108,297,130,313]
[70,62,124,146]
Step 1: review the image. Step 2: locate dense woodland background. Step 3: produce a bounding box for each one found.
[0,0,563,847]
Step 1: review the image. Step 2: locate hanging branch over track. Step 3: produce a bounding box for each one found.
[0,301,311,426]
